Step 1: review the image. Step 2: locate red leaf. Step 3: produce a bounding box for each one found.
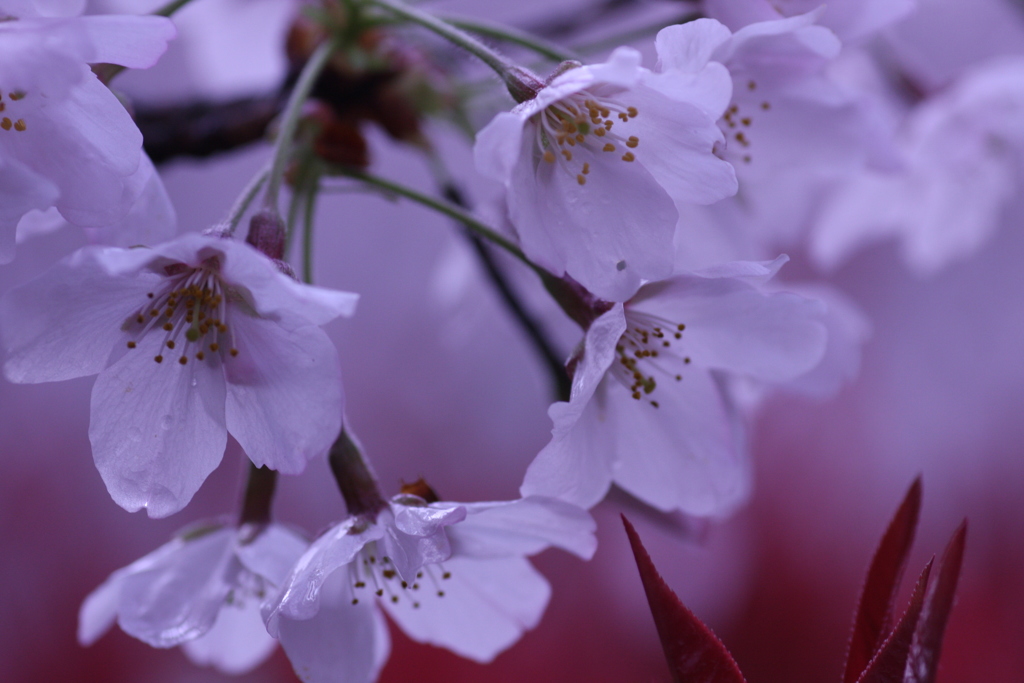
[845,478,923,683]
[622,515,746,683]
[856,560,932,683]
[904,520,968,683]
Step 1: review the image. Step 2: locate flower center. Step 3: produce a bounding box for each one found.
[610,311,690,409]
[535,91,640,185]
[0,89,28,132]
[121,261,238,366]
[348,543,452,610]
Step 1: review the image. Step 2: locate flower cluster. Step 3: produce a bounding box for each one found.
[0,0,1009,680]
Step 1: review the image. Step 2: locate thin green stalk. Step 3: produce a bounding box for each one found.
[439,14,577,63]
[219,163,271,235]
[366,0,543,102]
[341,169,543,276]
[263,40,336,212]
[302,178,319,285]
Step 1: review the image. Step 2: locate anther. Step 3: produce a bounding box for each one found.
[230,349,239,357]
[209,343,220,352]
[595,127,606,137]
[543,150,556,163]
[126,341,137,349]
[603,143,615,152]
[561,150,572,161]
[627,107,638,118]
[577,174,586,186]
[1,118,10,131]
[626,136,639,148]
[13,119,25,132]
[582,162,590,175]
[166,340,175,349]
[179,356,188,365]
[154,355,164,363]
[621,152,635,162]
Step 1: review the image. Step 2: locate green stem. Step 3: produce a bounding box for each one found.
[302,177,319,285]
[263,40,336,212]
[439,14,577,63]
[340,168,544,276]
[219,163,271,235]
[366,0,543,102]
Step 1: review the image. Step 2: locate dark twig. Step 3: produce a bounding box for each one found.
[441,184,572,403]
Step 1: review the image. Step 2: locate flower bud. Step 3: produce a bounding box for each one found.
[246,208,287,260]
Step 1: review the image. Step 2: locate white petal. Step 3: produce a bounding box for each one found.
[85,154,177,248]
[78,530,193,645]
[181,597,278,675]
[77,572,122,646]
[116,528,237,647]
[626,83,737,205]
[631,272,827,382]
[447,497,597,560]
[381,556,550,663]
[606,368,751,516]
[473,111,526,185]
[383,503,466,580]
[224,312,343,474]
[89,331,228,518]
[584,46,644,88]
[78,15,176,69]
[0,156,58,263]
[0,247,157,382]
[216,238,358,324]
[655,18,733,72]
[236,523,308,587]
[264,519,383,634]
[531,139,677,301]
[41,73,144,227]
[278,572,390,683]
[521,307,626,508]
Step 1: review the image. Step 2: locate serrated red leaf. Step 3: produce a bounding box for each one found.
[904,520,967,683]
[845,478,923,683]
[856,560,932,683]
[622,515,746,683]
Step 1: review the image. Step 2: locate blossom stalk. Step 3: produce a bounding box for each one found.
[366,0,544,102]
[264,40,336,212]
[329,429,387,517]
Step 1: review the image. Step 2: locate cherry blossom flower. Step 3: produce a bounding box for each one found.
[263,494,596,679]
[474,46,737,302]
[0,5,175,262]
[656,14,895,254]
[78,521,306,675]
[521,258,827,516]
[0,233,358,517]
[812,58,1024,275]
